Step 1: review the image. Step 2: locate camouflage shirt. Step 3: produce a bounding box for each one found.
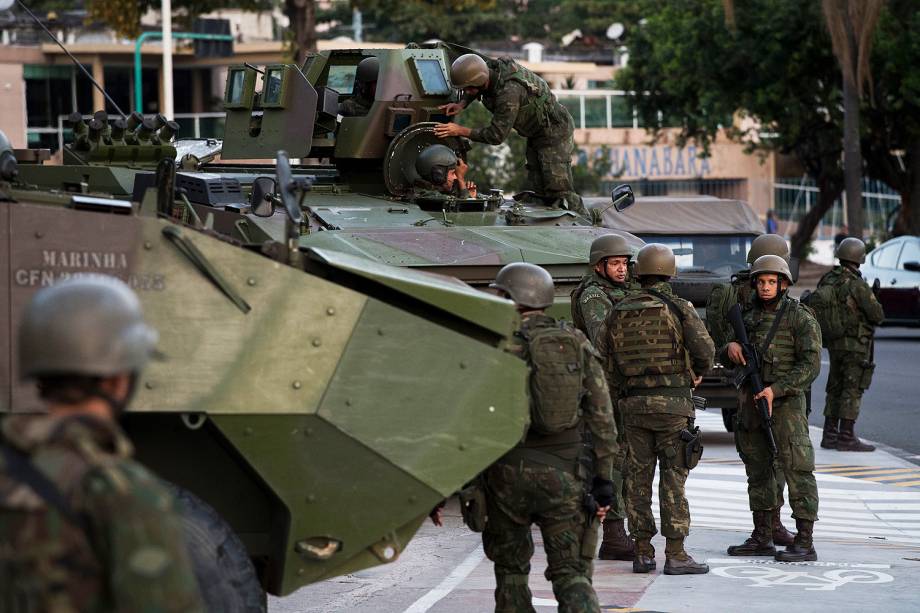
[705,269,754,350]
[570,271,629,347]
[337,93,372,117]
[0,414,205,613]
[818,265,885,351]
[509,313,619,480]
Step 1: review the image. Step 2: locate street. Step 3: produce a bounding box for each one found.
[271,327,920,613]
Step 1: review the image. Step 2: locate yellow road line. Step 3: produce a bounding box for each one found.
[893,481,920,487]
[862,473,920,481]
[818,466,893,474]
[830,468,920,477]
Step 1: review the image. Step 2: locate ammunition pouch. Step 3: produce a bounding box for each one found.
[458,476,487,533]
[680,424,704,470]
[859,360,875,391]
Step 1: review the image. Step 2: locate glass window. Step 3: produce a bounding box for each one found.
[413,59,450,95]
[873,244,900,269]
[898,239,920,268]
[637,235,753,276]
[327,65,357,94]
[262,68,284,105]
[584,97,607,128]
[226,69,246,104]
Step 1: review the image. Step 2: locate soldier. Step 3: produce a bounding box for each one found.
[705,233,797,546]
[0,277,205,612]
[433,53,585,215]
[571,233,636,561]
[412,144,477,202]
[818,237,885,451]
[484,262,619,613]
[722,255,821,562]
[601,244,714,575]
[338,56,378,117]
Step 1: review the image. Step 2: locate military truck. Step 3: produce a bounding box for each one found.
[0,131,533,609]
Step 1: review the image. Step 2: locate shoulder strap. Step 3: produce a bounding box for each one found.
[644,288,685,322]
[0,443,91,534]
[760,299,790,355]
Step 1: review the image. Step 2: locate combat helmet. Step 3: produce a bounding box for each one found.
[451,54,490,89]
[589,234,633,266]
[0,130,17,182]
[18,276,159,379]
[835,237,866,265]
[415,145,458,186]
[747,233,790,264]
[489,263,554,309]
[355,56,379,84]
[634,243,676,278]
[750,254,793,285]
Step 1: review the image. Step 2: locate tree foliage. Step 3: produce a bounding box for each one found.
[77,0,271,39]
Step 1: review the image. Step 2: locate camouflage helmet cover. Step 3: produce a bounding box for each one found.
[747,233,790,264]
[750,254,793,285]
[589,234,633,266]
[18,276,159,379]
[835,237,866,264]
[635,243,676,278]
[355,56,380,84]
[489,262,555,309]
[415,144,458,185]
[450,54,489,88]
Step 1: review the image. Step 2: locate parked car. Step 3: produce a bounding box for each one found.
[860,235,920,326]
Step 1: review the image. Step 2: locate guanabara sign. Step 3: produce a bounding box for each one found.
[577,145,715,179]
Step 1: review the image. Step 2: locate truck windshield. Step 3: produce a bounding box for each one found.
[637,234,754,276]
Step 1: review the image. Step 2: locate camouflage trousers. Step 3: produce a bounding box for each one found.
[605,403,629,522]
[624,413,691,541]
[735,397,819,521]
[524,112,585,215]
[824,349,874,420]
[483,460,599,613]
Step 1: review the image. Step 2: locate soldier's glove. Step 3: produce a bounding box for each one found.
[591,477,616,508]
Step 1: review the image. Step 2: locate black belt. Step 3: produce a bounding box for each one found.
[627,387,692,398]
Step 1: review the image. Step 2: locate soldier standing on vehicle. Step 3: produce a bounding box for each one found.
[602,244,714,575]
[412,144,477,201]
[432,53,585,215]
[706,233,797,547]
[483,262,618,612]
[816,238,885,451]
[338,56,378,117]
[0,277,205,612]
[722,255,821,562]
[571,233,636,561]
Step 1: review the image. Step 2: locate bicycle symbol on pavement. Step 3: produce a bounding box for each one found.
[711,564,894,591]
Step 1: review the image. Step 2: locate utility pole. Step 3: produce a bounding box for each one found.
[162,0,174,119]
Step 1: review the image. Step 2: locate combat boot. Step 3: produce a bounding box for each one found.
[772,508,796,547]
[837,418,875,452]
[663,538,709,575]
[727,511,775,556]
[598,518,635,560]
[632,539,656,573]
[820,417,839,449]
[775,519,817,562]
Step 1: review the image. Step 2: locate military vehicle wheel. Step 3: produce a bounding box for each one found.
[722,408,737,432]
[170,485,266,613]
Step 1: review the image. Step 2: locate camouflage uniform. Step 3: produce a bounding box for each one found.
[484,312,617,613]
[602,281,714,549]
[820,265,885,421]
[408,179,471,205]
[462,57,583,214]
[337,93,372,117]
[719,293,821,522]
[0,414,205,613]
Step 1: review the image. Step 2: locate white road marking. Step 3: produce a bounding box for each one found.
[711,565,894,590]
[709,559,891,568]
[402,544,485,613]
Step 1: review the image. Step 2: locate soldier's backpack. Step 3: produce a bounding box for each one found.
[519,322,585,434]
[608,290,687,377]
[803,274,852,346]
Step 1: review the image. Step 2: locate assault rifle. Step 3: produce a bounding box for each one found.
[727,303,779,458]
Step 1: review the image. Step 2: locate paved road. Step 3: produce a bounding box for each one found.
[271,327,920,612]
[808,326,920,459]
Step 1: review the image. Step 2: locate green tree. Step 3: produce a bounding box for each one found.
[455,100,527,192]
[77,0,271,39]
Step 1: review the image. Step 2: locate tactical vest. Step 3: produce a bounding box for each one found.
[809,268,862,343]
[744,296,800,385]
[608,290,688,388]
[490,58,559,137]
[570,274,626,335]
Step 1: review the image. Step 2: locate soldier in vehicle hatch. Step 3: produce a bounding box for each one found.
[815,237,885,452]
[601,243,714,575]
[484,262,618,613]
[571,233,637,562]
[411,144,477,202]
[338,56,378,117]
[705,233,797,548]
[432,53,585,215]
[0,277,205,613]
[722,255,821,563]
